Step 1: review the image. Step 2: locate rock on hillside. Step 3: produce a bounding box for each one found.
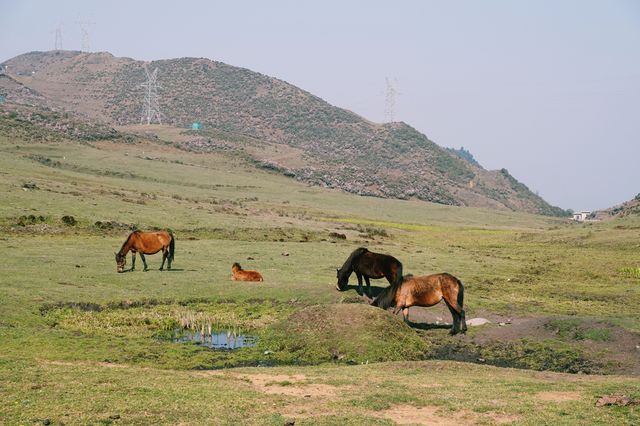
[1,50,567,215]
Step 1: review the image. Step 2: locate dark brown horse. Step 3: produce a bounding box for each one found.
[336,247,403,296]
[369,273,467,335]
[115,230,175,273]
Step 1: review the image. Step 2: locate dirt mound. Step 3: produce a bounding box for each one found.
[260,304,430,364]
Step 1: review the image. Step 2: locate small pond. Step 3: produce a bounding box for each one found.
[173,329,257,350]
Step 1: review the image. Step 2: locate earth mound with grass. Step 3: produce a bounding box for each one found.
[261,303,430,364]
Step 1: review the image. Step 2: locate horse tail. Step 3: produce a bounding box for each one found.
[169,232,175,261]
[372,284,398,309]
[456,277,467,332]
[457,278,464,309]
[393,260,403,287]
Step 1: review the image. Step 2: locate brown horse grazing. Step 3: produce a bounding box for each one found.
[114,230,175,273]
[231,263,264,282]
[369,273,467,335]
[336,247,403,296]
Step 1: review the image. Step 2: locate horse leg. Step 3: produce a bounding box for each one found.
[459,307,467,333]
[131,252,136,271]
[446,304,459,334]
[364,276,372,297]
[160,248,167,271]
[444,299,461,335]
[140,253,148,271]
[403,307,410,323]
[355,272,364,295]
[444,285,467,334]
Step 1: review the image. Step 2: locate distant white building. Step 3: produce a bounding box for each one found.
[572,211,590,222]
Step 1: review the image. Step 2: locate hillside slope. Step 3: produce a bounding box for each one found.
[1,50,566,215]
[594,193,640,220]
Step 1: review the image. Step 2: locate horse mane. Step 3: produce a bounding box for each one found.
[232,262,242,270]
[338,247,368,276]
[118,231,137,255]
[372,284,398,309]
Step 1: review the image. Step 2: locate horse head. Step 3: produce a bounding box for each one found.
[115,252,126,273]
[336,268,349,291]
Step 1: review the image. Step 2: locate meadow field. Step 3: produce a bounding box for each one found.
[0,130,639,425]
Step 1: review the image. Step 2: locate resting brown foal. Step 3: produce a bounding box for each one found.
[231,263,264,282]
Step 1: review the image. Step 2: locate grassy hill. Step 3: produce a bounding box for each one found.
[1,50,568,216]
[0,111,638,423]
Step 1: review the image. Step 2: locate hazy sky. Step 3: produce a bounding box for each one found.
[1,1,639,211]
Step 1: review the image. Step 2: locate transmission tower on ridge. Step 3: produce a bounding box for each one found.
[52,24,63,50]
[77,20,95,52]
[140,67,162,125]
[384,77,397,122]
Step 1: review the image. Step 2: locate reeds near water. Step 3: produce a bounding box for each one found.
[175,310,253,348]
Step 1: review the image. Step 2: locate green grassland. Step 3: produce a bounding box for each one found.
[1,131,639,425]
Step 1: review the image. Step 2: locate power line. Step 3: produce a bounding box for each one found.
[140,67,162,125]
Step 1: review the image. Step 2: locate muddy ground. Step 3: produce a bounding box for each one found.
[404,303,640,376]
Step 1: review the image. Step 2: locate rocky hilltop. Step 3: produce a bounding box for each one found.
[1,50,567,215]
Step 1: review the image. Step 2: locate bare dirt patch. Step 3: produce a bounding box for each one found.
[96,362,128,369]
[278,404,341,421]
[243,373,339,397]
[536,391,582,402]
[374,404,520,425]
[38,359,155,372]
[375,405,460,425]
[236,373,347,420]
[487,412,523,424]
[190,370,225,378]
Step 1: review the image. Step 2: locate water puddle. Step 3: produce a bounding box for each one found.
[173,329,257,350]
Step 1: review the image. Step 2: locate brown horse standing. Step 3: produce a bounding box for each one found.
[336,247,403,296]
[370,273,467,335]
[231,263,263,282]
[115,230,175,273]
